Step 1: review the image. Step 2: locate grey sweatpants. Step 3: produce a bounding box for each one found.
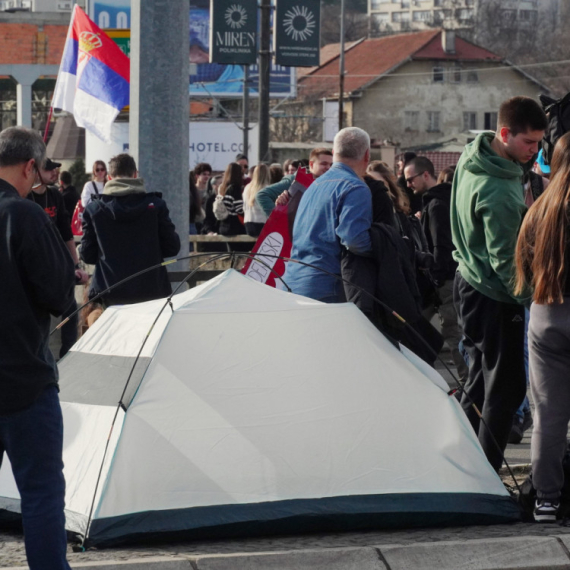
[529,301,570,501]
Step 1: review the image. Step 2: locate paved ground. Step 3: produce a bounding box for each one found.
[1,327,542,568]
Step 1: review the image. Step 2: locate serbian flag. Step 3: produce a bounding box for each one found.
[52,5,129,143]
[242,168,315,288]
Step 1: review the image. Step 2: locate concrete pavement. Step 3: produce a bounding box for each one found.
[4,524,570,569]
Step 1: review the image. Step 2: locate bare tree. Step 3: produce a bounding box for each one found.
[320,4,368,47]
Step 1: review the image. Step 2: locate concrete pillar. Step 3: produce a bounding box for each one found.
[0,65,58,129]
[130,0,190,271]
[16,81,33,127]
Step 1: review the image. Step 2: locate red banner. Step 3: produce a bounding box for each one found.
[242,167,315,288]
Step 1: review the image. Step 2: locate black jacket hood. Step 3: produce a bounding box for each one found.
[422,182,452,207]
[94,191,164,223]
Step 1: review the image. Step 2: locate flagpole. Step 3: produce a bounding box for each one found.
[43,106,54,143]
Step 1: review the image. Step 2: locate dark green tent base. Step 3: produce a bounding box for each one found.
[85,492,521,548]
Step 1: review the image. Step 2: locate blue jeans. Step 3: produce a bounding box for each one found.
[0,386,71,570]
[515,308,531,420]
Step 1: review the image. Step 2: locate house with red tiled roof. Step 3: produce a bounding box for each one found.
[274,29,551,149]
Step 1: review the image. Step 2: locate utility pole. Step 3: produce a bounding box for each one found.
[258,0,271,163]
[338,0,345,131]
[242,65,250,157]
[130,0,189,272]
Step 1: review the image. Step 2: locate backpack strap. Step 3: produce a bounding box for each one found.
[92,181,100,195]
[529,171,544,201]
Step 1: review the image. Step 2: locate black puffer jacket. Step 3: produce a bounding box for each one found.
[81,180,180,306]
[421,182,457,285]
[342,223,443,365]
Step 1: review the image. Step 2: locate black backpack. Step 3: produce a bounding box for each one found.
[540,92,570,166]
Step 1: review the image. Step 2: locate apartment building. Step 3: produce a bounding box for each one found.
[0,0,74,12]
[369,0,559,35]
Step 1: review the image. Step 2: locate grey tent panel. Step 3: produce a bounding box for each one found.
[58,352,151,408]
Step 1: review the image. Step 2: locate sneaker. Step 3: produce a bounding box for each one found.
[508,416,525,444]
[534,499,559,522]
[522,409,533,433]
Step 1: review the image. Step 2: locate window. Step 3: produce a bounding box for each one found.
[463,112,477,131]
[484,112,498,131]
[501,10,516,26]
[466,69,478,83]
[373,12,389,24]
[433,66,445,83]
[404,111,420,131]
[434,0,444,6]
[427,111,441,132]
[450,65,462,83]
[413,10,431,21]
[392,11,410,22]
[370,0,390,9]
[456,8,474,21]
[519,10,537,23]
[434,9,452,22]
[401,0,410,7]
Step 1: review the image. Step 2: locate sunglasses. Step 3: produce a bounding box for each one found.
[405,171,425,184]
[95,168,106,172]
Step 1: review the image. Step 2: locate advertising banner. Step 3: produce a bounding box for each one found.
[87,121,257,174]
[88,1,295,97]
[274,0,320,67]
[189,122,259,171]
[209,0,258,65]
[191,0,295,97]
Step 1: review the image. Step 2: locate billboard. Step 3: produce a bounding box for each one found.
[88,0,131,29]
[209,0,257,65]
[274,0,320,67]
[87,121,258,173]
[89,1,296,98]
[190,0,295,98]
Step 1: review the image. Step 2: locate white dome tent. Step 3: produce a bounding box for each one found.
[0,270,519,546]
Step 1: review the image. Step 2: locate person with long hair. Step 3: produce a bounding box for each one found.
[189,172,203,251]
[367,160,410,215]
[367,160,435,308]
[515,131,570,522]
[243,163,271,237]
[81,160,107,207]
[214,162,245,236]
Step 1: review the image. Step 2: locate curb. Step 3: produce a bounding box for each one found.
[4,534,570,570]
[3,558,193,570]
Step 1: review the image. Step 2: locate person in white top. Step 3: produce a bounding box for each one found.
[243,163,271,237]
[81,160,107,207]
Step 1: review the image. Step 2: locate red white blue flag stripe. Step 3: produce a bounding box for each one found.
[52,5,130,143]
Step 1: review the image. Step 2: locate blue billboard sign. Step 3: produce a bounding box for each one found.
[190,0,295,98]
[88,0,295,98]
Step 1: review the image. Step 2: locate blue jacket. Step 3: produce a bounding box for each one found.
[285,162,372,301]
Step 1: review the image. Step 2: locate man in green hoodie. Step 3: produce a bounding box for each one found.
[451,96,547,472]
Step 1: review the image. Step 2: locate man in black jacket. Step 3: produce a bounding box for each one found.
[0,127,75,569]
[28,158,88,358]
[404,156,468,383]
[81,153,181,306]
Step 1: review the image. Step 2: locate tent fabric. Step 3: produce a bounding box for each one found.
[0,270,520,546]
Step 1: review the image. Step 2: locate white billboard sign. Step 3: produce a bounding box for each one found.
[86,121,259,175]
[189,122,259,171]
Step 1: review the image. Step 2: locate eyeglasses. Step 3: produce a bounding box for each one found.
[95,168,106,172]
[405,171,426,184]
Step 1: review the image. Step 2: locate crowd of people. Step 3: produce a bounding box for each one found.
[2,91,570,567]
